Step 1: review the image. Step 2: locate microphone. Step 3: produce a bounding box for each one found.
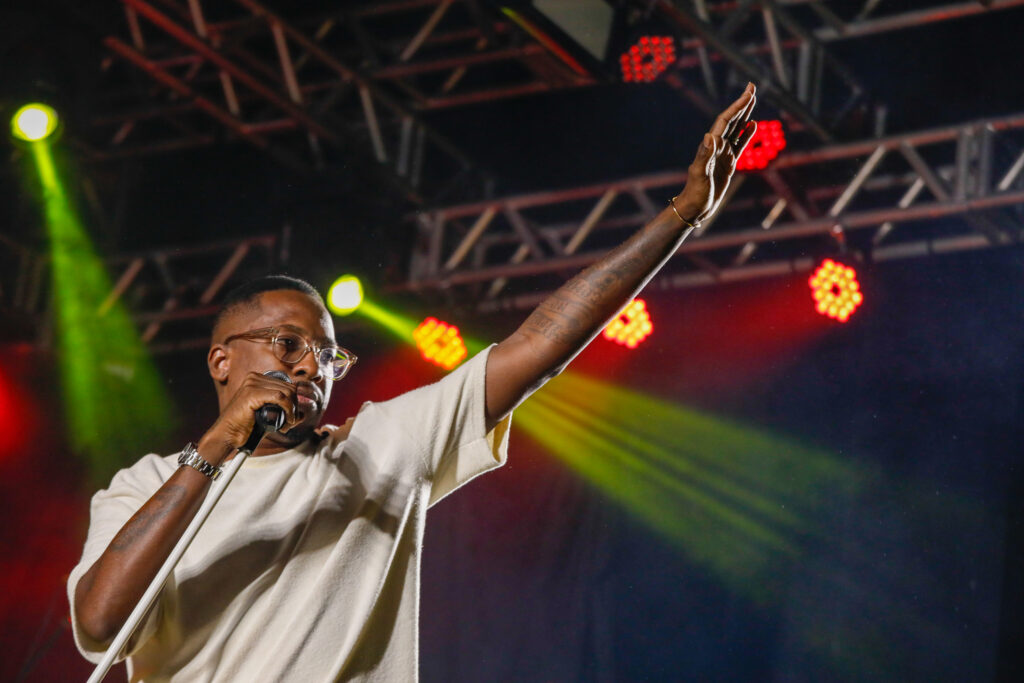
[241,370,291,453]
[257,370,290,432]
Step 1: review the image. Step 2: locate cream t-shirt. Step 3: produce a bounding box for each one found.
[68,347,511,682]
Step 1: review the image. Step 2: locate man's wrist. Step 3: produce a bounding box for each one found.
[178,443,223,479]
[669,195,703,227]
[195,434,235,468]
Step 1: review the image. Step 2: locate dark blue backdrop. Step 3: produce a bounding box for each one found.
[420,246,1023,682]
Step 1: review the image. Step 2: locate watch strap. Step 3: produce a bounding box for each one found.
[177,442,222,480]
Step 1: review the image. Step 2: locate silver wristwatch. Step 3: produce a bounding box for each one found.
[178,442,222,480]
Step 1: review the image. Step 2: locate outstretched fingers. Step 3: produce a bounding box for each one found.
[734,119,758,155]
[710,82,756,140]
[723,90,757,145]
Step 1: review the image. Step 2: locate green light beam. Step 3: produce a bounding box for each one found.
[28,140,173,483]
[353,298,489,360]
[514,370,868,601]
[540,372,864,506]
[516,402,795,590]
[529,391,804,533]
[355,299,420,340]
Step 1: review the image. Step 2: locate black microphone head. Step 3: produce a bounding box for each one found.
[263,370,292,383]
[258,370,291,431]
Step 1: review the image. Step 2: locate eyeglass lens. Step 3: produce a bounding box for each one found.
[272,331,350,379]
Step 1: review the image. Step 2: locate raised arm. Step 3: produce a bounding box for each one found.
[485,84,757,424]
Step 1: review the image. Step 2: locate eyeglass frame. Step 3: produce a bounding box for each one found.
[223,325,358,380]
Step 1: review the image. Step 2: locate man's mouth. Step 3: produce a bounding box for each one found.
[295,387,321,421]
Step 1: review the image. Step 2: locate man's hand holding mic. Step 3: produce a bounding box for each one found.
[197,371,299,464]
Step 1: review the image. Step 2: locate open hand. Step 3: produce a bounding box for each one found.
[672,83,758,226]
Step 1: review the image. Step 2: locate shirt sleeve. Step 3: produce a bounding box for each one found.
[370,344,511,506]
[66,453,176,664]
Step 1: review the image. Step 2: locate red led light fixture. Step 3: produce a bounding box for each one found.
[737,119,786,171]
[603,299,654,348]
[809,259,863,323]
[413,317,468,370]
[620,36,676,83]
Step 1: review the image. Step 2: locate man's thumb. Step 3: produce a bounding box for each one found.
[701,133,714,155]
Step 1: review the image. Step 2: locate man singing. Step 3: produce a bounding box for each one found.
[69,85,758,681]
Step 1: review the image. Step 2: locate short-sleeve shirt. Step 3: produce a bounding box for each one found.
[67,347,511,682]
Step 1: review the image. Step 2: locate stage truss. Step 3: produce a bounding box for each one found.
[1,234,283,352]
[646,0,1024,139]
[81,0,605,204]
[5,0,1024,350]
[403,111,1024,310]
[81,0,1024,199]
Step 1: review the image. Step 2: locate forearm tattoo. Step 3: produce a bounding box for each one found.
[522,220,684,346]
[109,484,188,552]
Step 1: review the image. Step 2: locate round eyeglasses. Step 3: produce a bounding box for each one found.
[224,326,357,380]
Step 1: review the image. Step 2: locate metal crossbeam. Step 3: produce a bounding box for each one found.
[473,227,1018,314]
[84,0,603,198]
[640,1,1024,141]
[0,235,47,319]
[3,235,282,352]
[400,112,1024,305]
[655,0,840,140]
[87,0,509,203]
[84,0,1023,190]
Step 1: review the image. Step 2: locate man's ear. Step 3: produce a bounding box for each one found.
[208,344,230,383]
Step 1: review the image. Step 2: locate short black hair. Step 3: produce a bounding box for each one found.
[213,274,326,335]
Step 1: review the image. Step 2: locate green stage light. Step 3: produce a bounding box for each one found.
[11,103,59,142]
[348,294,487,370]
[327,275,364,316]
[25,140,173,483]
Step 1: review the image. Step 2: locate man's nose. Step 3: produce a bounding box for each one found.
[293,348,323,381]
